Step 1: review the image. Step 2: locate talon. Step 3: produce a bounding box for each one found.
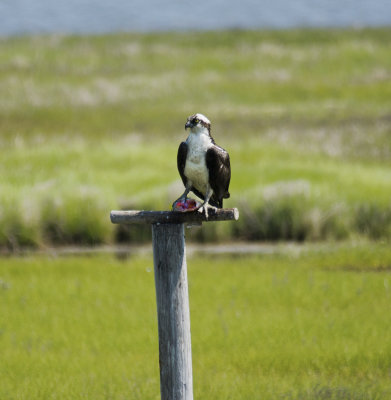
[197,203,217,220]
[198,206,208,219]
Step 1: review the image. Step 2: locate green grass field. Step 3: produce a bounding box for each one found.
[0,28,390,248]
[1,242,391,399]
[1,28,390,399]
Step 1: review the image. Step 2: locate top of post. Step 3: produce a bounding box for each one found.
[110,208,239,225]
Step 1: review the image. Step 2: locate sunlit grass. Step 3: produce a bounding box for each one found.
[0,28,390,246]
[0,243,391,399]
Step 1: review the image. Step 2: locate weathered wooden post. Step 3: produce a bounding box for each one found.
[110,208,239,400]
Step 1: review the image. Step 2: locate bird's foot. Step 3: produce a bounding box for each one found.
[197,203,217,219]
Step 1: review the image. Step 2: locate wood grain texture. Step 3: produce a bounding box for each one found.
[152,223,193,400]
[110,208,239,225]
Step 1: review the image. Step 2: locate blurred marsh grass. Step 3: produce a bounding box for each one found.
[0,28,390,248]
[1,243,391,398]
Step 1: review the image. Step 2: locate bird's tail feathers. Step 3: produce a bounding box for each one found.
[210,197,222,208]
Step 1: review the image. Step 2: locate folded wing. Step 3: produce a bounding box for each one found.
[206,146,231,208]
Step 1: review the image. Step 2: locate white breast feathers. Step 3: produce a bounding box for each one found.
[184,131,213,195]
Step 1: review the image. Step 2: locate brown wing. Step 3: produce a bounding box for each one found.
[206,145,231,208]
[177,141,188,188]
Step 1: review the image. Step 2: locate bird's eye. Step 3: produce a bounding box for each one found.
[194,118,199,124]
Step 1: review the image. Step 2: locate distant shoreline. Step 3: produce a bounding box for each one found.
[1,0,389,37]
[1,25,391,39]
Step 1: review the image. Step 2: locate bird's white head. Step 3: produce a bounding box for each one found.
[185,113,211,135]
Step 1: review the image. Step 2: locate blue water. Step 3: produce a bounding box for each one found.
[0,0,390,36]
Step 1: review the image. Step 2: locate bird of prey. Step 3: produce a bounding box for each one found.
[174,113,231,218]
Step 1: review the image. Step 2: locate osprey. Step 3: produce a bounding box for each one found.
[174,113,231,218]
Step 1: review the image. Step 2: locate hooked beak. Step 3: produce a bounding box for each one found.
[185,121,192,130]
